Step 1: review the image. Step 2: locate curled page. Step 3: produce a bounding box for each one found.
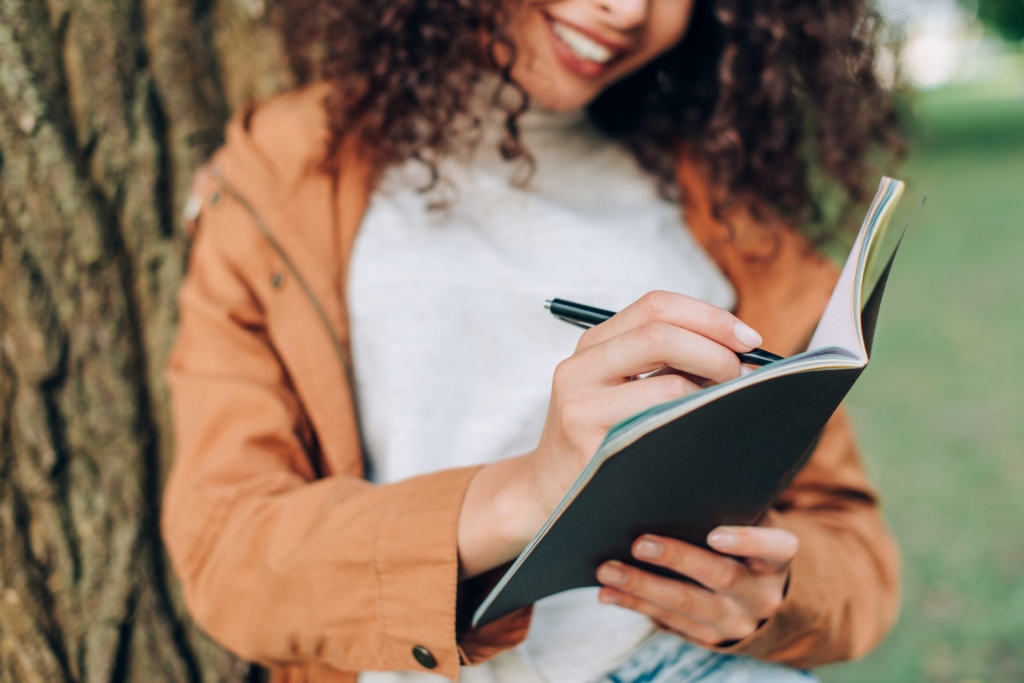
[808,177,905,357]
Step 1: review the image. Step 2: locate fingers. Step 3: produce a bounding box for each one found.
[597,562,727,625]
[642,366,710,387]
[599,589,731,645]
[596,565,762,644]
[587,373,703,426]
[707,527,800,570]
[595,531,795,644]
[550,374,702,453]
[577,291,762,353]
[574,321,744,386]
[628,535,751,594]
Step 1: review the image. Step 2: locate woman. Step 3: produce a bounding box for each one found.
[162,1,903,682]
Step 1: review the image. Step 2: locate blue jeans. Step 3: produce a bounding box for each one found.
[591,633,818,683]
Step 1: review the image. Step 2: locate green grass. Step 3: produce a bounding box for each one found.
[818,61,1024,683]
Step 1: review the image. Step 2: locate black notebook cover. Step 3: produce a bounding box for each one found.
[473,366,860,626]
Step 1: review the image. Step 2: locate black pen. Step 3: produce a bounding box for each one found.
[545,298,784,367]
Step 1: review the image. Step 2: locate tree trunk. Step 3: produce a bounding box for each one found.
[0,1,298,680]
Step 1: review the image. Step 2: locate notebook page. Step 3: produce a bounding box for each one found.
[808,178,904,356]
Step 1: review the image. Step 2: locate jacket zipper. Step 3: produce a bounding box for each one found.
[215,179,357,390]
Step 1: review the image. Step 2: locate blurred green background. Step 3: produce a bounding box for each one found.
[819,28,1024,683]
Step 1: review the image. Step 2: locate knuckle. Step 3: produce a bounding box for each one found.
[710,306,737,333]
[639,290,672,319]
[671,589,691,614]
[662,373,692,400]
[552,358,576,386]
[577,326,600,350]
[730,617,759,640]
[717,618,752,642]
[639,321,672,349]
[715,562,743,591]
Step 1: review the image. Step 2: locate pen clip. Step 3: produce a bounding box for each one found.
[555,315,595,330]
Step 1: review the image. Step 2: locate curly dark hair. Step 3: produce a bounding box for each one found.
[283,0,904,241]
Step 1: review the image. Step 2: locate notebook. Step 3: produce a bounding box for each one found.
[472,177,919,629]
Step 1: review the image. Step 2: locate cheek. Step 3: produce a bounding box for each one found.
[644,0,695,56]
[511,1,554,51]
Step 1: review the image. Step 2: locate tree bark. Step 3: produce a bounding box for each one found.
[0,1,297,680]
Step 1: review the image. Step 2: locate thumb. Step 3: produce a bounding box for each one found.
[707,526,799,572]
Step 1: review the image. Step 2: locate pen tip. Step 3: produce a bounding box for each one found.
[544,299,553,310]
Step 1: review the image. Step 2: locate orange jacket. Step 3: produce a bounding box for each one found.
[162,84,900,683]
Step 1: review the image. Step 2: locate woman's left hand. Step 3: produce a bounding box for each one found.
[595,526,798,646]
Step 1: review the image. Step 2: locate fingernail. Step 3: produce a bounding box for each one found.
[634,539,663,560]
[733,322,762,349]
[708,530,737,549]
[598,563,627,585]
[599,589,620,605]
[740,366,753,376]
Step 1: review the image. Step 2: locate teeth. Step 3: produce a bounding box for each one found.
[551,20,614,65]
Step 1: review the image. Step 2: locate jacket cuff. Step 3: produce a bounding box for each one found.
[370,466,532,680]
[709,511,827,664]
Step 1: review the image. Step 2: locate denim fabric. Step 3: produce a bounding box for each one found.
[591,633,819,683]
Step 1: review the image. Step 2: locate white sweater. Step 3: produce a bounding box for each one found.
[349,105,735,683]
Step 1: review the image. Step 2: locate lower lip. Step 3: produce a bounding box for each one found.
[544,17,622,80]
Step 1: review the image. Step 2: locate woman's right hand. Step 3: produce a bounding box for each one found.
[526,290,764,522]
[457,291,763,579]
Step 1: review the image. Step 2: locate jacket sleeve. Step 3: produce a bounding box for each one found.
[712,407,901,668]
[161,203,530,680]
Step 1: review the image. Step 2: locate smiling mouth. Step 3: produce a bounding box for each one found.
[546,16,627,67]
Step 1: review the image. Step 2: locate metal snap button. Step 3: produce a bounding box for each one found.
[411,645,437,669]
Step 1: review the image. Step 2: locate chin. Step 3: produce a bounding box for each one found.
[512,67,601,112]
[532,88,596,112]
